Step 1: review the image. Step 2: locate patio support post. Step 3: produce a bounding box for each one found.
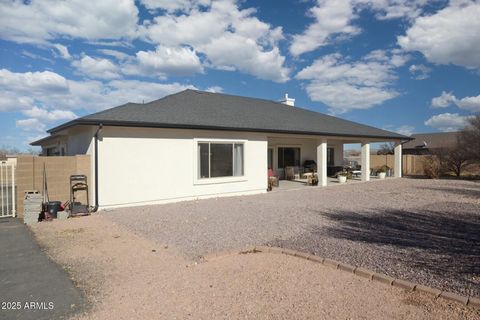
[361,141,370,182]
[317,139,327,187]
[394,142,402,178]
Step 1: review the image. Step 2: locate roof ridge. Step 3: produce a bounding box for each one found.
[183,89,297,109]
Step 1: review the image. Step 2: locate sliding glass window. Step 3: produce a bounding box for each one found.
[198,142,244,179]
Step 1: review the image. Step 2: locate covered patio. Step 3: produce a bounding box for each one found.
[267,133,403,189]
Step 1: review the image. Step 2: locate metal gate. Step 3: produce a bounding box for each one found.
[0,161,16,218]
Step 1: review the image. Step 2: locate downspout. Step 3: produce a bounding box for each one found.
[91,124,103,212]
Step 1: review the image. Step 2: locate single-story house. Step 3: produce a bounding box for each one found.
[402,132,459,155]
[32,89,410,210]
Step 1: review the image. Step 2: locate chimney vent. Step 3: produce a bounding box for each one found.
[280,93,295,106]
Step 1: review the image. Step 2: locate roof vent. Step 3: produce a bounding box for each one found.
[280,93,295,106]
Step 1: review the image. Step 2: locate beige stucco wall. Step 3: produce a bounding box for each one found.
[95,127,268,209]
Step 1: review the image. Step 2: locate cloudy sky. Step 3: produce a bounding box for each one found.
[1,0,479,149]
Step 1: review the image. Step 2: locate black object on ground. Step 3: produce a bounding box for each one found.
[69,175,90,216]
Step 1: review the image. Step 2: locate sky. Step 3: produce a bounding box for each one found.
[0,0,479,150]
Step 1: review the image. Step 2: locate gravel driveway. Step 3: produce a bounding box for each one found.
[104,178,480,298]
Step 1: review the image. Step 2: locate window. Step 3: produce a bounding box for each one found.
[198,142,244,179]
[267,148,273,169]
[278,147,300,168]
[327,147,334,166]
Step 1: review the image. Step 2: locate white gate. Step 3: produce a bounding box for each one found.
[0,161,16,218]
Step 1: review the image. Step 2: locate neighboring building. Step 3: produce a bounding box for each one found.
[402,132,459,155]
[31,89,409,210]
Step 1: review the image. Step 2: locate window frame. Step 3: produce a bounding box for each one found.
[277,146,301,169]
[193,138,247,185]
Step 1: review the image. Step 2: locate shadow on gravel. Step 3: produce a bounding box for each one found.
[417,186,480,199]
[319,203,480,293]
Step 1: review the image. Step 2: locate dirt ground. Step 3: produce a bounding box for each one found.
[31,215,479,320]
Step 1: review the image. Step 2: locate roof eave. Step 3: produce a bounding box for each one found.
[48,119,412,141]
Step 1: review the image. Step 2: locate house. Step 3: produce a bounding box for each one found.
[402,132,459,155]
[31,89,409,210]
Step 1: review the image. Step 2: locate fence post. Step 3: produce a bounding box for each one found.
[1,164,4,217]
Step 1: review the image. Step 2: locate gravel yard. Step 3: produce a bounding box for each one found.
[104,178,480,298]
[31,216,479,319]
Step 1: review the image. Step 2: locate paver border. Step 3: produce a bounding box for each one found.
[203,245,479,308]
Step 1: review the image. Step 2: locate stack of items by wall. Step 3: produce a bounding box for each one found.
[23,191,42,225]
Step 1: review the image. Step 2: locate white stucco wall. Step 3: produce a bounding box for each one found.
[95,127,268,208]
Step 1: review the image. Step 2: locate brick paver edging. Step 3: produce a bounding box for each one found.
[202,245,479,308]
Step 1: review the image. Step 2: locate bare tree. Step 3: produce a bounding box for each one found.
[433,143,470,177]
[459,115,480,162]
[0,146,39,159]
[377,142,395,155]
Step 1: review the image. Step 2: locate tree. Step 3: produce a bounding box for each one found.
[459,115,480,162]
[433,143,470,177]
[377,142,395,155]
[0,146,39,159]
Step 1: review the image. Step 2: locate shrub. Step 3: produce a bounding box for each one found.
[423,156,440,179]
[377,165,390,173]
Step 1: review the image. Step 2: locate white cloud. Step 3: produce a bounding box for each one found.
[128,46,204,77]
[21,50,54,64]
[143,0,289,82]
[97,49,130,61]
[140,0,210,12]
[72,55,121,79]
[455,95,480,112]
[362,0,432,20]
[431,91,480,112]
[0,68,197,113]
[398,1,480,69]
[431,91,456,108]
[52,44,71,60]
[394,125,415,136]
[290,0,359,56]
[408,64,431,80]
[205,86,223,93]
[22,106,77,122]
[1,68,199,136]
[295,51,403,113]
[17,107,77,135]
[0,0,139,44]
[16,118,46,133]
[424,113,471,132]
[199,33,288,82]
[289,0,435,57]
[0,69,69,98]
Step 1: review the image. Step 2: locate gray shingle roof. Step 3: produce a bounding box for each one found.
[403,132,459,150]
[48,89,409,140]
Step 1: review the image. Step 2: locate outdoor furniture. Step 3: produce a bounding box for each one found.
[303,160,316,172]
[285,166,303,180]
[267,169,279,191]
[303,172,318,186]
[352,170,361,178]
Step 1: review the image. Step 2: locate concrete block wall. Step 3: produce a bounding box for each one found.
[370,154,426,176]
[14,155,91,218]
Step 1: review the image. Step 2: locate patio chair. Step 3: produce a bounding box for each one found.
[285,166,295,180]
[267,168,279,191]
